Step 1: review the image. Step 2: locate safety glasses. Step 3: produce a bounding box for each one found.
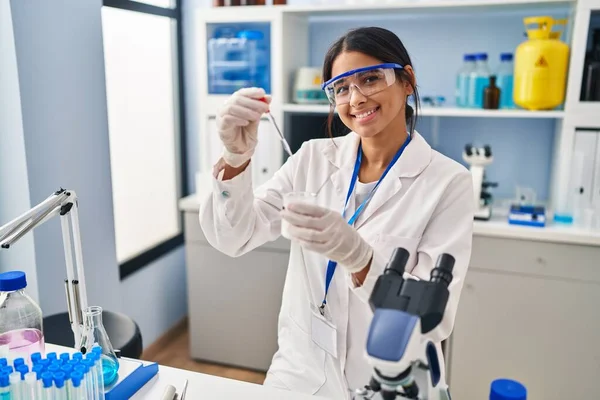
[321,63,403,106]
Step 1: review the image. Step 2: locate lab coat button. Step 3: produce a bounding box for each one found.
[221,191,230,198]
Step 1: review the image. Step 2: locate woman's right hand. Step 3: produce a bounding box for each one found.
[216,87,271,168]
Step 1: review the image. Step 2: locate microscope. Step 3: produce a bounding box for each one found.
[352,248,455,400]
[462,144,497,220]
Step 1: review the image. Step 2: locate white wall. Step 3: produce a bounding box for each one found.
[9,0,122,315]
[0,0,38,301]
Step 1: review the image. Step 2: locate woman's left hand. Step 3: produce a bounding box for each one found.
[281,202,373,273]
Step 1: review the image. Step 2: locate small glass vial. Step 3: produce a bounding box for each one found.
[483,75,501,109]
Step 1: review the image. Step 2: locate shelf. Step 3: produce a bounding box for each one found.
[281,103,565,118]
[281,0,574,16]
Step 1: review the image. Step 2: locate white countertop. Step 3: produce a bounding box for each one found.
[46,344,322,399]
[179,194,600,247]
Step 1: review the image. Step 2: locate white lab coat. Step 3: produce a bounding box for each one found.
[199,130,474,399]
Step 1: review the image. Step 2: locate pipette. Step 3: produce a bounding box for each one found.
[260,98,293,157]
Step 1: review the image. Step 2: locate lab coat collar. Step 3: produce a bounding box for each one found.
[323,130,433,228]
[322,130,432,178]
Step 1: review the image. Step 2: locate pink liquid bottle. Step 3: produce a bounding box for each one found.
[0,271,45,361]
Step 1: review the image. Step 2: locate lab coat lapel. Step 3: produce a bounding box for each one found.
[353,131,433,230]
[323,132,361,214]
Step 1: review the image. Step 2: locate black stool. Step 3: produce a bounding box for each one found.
[43,311,143,359]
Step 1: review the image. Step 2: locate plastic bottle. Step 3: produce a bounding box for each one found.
[0,272,44,360]
[468,53,491,108]
[455,54,476,107]
[497,53,515,109]
[489,378,527,400]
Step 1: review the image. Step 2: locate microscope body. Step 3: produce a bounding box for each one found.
[462,144,497,220]
[355,249,455,400]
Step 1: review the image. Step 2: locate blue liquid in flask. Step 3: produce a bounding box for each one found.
[102,355,119,386]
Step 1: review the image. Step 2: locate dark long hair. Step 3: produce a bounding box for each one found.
[322,27,420,138]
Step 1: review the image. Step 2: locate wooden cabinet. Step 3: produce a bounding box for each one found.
[448,236,600,400]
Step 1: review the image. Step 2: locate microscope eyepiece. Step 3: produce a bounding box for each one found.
[430,253,455,287]
[384,247,410,276]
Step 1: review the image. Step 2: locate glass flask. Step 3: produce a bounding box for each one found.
[79,306,119,386]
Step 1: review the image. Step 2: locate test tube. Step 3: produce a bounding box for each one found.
[72,352,83,362]
[74,364,92,399]
[9,371,22,400]
[46,353,57,363]
[17,365,29,380]
[0,373,9,400]
[41,372,54,400]
[69,371,84,399]
[59,353,70,364]
[47,364,60,375]
[81,359,97,400]
[53,372,67,400]
[91,353,105,400]
[23,372,37,400]
[38,358,50,370]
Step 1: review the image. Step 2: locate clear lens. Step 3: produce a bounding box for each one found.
[325,68,397,105]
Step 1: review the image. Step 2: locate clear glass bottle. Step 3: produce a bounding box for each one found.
[468,52,491,108]
[79,306,119,387]
[496,53,514,109]
[0,271,44,360]
[455,54,475,108]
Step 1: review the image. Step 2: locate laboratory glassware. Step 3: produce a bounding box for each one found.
[455,54,475,107]
[468,53,491,108]
[0,271,44,359]
[496,53,514,109]
[483,75,500,109]
[79,306,119,387]
[281,192,318,238]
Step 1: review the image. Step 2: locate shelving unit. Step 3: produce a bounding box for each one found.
[193,0,600,207]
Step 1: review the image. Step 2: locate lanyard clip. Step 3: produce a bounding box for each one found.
[319,302,326,316]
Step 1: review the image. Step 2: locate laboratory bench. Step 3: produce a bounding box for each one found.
[179,193,600,400]
[44,343,320,399]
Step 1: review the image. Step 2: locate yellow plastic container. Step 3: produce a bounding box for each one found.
[514,16,570,110]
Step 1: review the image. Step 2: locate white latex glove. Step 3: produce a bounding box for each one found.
[281,202,373,273]
[216,87,271,168]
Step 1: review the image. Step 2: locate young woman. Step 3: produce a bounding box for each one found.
[199,27,474,399]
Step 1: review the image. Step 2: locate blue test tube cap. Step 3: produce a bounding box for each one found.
[0,373,8,388]
[48,364,60,373]
[46,352,57,361]
[67,359,79,366]
[2,366,13,375]
[41,371,53,388]
[61,364,73,375]
[30,352,42,364]
[17,364,29,379]
[59,353,70,362]
[0,358,6,367]
[71,371,83,387]
[72,352,83,361]
[74,364,88,375]
[38,358,50,367]
[53,371,66,388]
[32,364,44,379]
[91,346,102,355]
[13,358,24,368]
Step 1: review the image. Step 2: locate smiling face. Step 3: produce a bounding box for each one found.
[331,51,413,139]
